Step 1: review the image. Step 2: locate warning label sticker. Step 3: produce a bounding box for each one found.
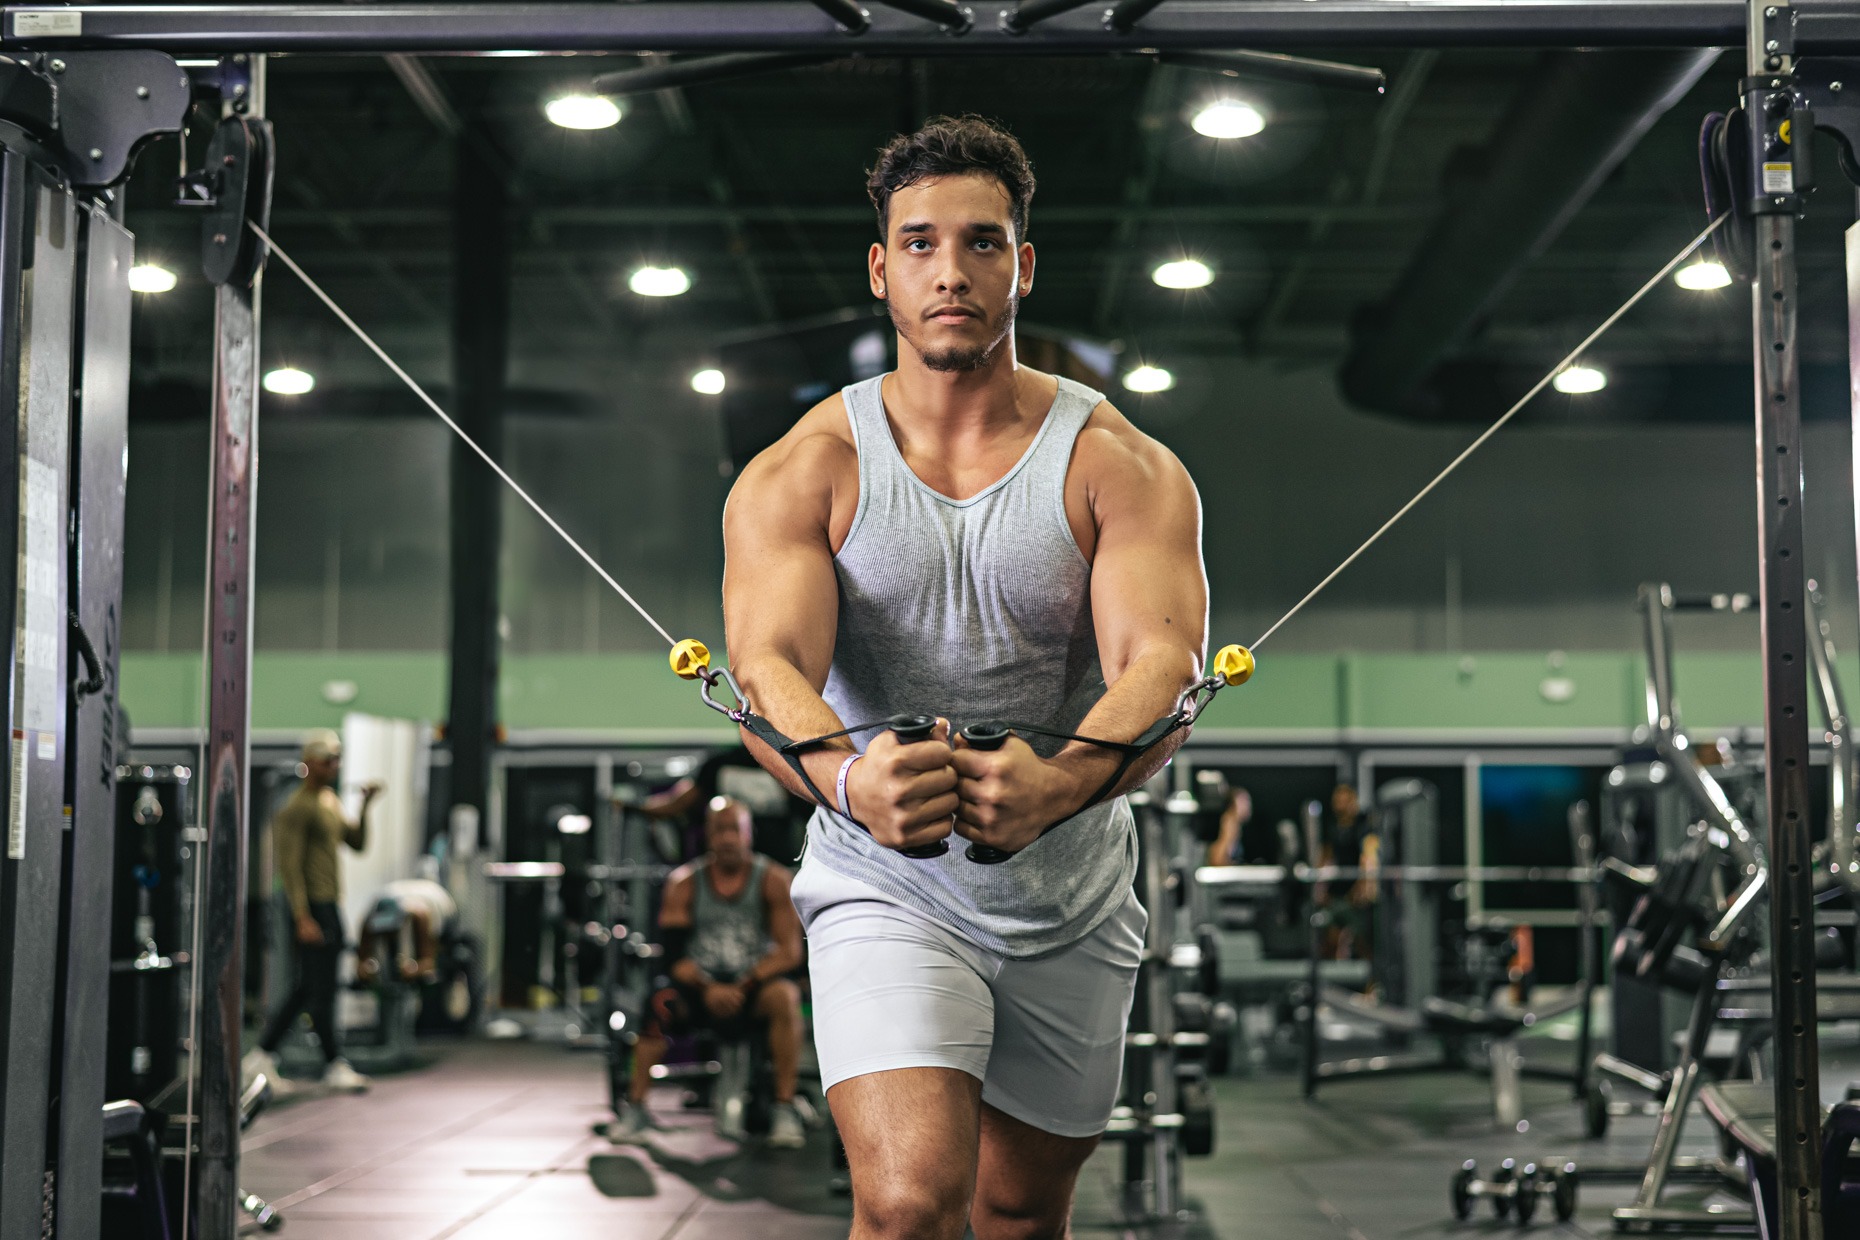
[1763,162,1795,195]
[13,11,82,36]
[8,731,25,860]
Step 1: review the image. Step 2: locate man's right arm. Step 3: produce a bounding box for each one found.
[722,421,957,851]
[658,870,706,989]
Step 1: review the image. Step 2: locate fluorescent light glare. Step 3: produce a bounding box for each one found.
[1191,100,1265,140]
[1552,364,1606,395]
[262,367,315,396]
[545,94,622,130]
[1122,365,1175,394]
[691,368,726,395]
[128,263,177,294]
[1152,258,1214,290]
[1674,259,1732,291]
[629,266,691,298]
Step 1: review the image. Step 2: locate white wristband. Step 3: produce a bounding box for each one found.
[836,753,863,818]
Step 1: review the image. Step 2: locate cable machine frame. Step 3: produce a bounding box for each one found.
[0,0,1848,1236]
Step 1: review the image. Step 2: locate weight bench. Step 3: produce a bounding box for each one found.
[1698,1080,1860,1235]
[1316,985,1584,1128]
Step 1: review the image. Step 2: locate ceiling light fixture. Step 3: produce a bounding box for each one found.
[629,266,691,297]
[1674,259,1733,291]
[1152,259,1214,290]
[1122,365,1175,394]
[262,367,316,396]
[1552,364,1606,395]
[128,264,177,294]
[1191,100,1266,140]
[545,94,622,130]
[690,369,726,395]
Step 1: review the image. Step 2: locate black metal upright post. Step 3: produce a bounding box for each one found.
[445,108,509,844]
[50,198,134,1240]
[0,144,77,1240]
[1747,5,1823,1237]
[195,57,267,1240]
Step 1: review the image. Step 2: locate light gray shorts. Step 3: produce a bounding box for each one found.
[791,860,1146,1139]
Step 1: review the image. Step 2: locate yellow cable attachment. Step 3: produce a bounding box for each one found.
[1211,644,1255,686]
[669,638,712,680]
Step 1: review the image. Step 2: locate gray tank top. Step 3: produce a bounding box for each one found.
[688,856,770,983]
[804,373,1136,958]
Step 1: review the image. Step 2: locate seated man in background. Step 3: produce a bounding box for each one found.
[610,797,808,1147]
[635,743,811,861]
[356,858,457,985]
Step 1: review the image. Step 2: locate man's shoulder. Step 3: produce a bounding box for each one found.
[736,393,858,493]
[271,787,315,827]
[1072,398,1196,510]
[1073,397,1173,472]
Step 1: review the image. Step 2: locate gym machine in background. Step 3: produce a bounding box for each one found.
[1103,777,1229,1222]
[106,768,193,1108]
[1568,579,1860,1231]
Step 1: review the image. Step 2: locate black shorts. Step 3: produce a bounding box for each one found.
[649,980,762,1041]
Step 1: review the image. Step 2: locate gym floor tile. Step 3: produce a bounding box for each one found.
[238,1034,1860,1239]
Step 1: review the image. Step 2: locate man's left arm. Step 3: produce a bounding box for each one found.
[342,783,382,851]
[744,865,805,985]
[953,412,1208,854]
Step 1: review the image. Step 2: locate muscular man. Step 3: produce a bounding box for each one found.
[723,116,1208,1240]
[243,729,380,1094]
[610,797,808,1148]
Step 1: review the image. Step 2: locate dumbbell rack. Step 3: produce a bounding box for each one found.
[1103,786,1222,1221]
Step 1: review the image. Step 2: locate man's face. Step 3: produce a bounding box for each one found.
[311,751,341,784]
[1332,785,1358,818]
[706,810,751,865]
[870,172,1033,373]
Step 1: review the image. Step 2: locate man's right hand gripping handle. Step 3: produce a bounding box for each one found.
[847,714,959,859]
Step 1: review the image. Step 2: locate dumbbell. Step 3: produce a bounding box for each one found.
[887,714,950,859]
[958,723,1015,865]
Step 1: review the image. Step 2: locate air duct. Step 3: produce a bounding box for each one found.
[1339,48,1719,417]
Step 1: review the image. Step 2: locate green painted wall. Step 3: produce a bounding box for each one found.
[120,648,1853,737]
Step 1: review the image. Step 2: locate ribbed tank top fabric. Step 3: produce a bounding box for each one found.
[802,374,1136,958]
[687,855,770,983]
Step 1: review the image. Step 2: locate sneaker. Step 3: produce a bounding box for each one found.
[767,1102,806,1149]
[717,1094,747,1141]
[241,1048,293,1097]
[605,1104,652,1144]
[321,1058,371,1093]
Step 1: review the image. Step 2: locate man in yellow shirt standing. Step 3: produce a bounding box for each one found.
[243,729,381,1093]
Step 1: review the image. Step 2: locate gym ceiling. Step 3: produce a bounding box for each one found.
[120,48,1850,425]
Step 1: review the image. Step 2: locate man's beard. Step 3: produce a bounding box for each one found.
[891,294,1018,373]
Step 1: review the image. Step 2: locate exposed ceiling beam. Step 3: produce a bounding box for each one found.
[384,53,463,135]
[251,201,1444,230]
[1093,63,1181,335]
[1251,49,1438,347]
[642,53,780,325]
[1339,47,1721,416]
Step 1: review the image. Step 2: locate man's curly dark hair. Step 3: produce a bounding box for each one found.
[866,115,1037,244]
